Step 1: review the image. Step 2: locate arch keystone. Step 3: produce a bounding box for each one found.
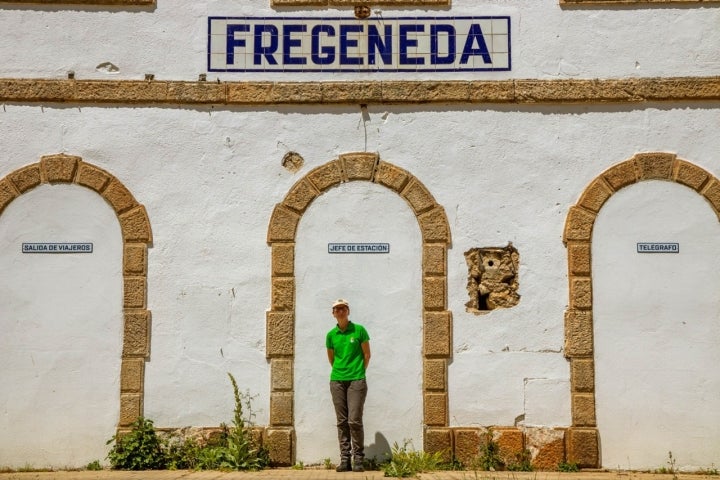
[339,152,378,181]
[633,152,676,180]
[40,154,80,183]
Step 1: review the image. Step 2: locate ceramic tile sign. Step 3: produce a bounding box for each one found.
[208,16,511,72]
[636,242,679,253]
[328,243,390,253]
[22,243,93,254]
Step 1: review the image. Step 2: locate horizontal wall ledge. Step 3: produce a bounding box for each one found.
[561,0,720,3]
[0,76,719,106]
[0,0,154,4]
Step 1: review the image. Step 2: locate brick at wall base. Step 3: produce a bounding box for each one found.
[265,427,295,466]
[566,427,599,468]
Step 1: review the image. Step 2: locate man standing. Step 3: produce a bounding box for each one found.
[326,298,371,473]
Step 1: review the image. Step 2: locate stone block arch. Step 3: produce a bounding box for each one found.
[0,153,152,428]
[266,152,452,465]
[562,152,720,468]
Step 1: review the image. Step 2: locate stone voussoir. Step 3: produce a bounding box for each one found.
[123,243,148,275]
[701,178,720,219]
[76,161,113,193]
[418,206,451,244]
[9,163,42,193]
[282,177,320,213]
[402,176,436,215]
[602,159,638,191]
[0,178,19,214]
[307,160,344,192]
[674,158,710,191]
[577,177,613,213]
[563,206,596,244]
[267,204,301,243]
[119,205,153,244]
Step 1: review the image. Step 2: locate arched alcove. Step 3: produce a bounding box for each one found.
[563,152,720,468]
[0,154,153,433]
[265,152,452,465]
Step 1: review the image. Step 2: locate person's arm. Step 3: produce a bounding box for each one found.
[361,341,371,370]
[327,348,335,367]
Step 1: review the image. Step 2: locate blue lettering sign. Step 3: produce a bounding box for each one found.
[431,24,456,65]
[226,24,250,65]
[460,24,492,65]
[254,24,279,65]
[209,17,511,72]
[312,24,336,64]
[340,24,363,65]
[399,24,424,65]
[368,24,392,65]
[283,24,306,65]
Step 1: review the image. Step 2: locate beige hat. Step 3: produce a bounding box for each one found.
[332,298,349,308]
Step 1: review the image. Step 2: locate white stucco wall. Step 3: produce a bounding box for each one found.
[0,1,718,80]
[0,0,719,469]
[295,182,423,463]
[0,184,123,468]
[594,181,720,471]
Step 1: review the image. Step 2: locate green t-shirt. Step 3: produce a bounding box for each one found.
[326,322,370,381]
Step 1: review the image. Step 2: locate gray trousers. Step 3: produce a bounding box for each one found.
[330,379,368,463]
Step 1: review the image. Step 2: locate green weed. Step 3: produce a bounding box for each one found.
[469,430,504,471]
[106,372,268,471]
[557,460,579,472]
[381,439,446,477]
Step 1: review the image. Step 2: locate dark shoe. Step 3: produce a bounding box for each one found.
[352,464,365,472]
[336,460,351,472]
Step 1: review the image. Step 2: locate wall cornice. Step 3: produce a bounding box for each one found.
[1,76,719,106]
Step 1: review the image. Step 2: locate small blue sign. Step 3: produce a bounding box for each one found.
[22,243,94,254]
[637,243,679,253]
[328,243,390,254]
